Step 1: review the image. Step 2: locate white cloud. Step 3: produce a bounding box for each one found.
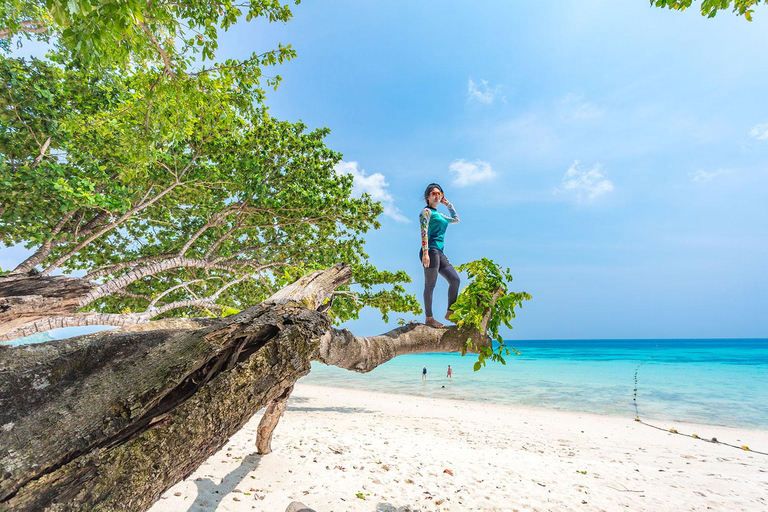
[556,160,614,203]
[449,159,497,187]
[334,161,409,223]
[749,123,768,140]
[560,93,604,121]
[689,168,732,183]
[467,78,506,105]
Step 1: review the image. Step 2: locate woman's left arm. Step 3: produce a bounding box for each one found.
[442,199,460,224]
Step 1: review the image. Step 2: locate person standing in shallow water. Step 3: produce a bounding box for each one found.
[419,183,460,328]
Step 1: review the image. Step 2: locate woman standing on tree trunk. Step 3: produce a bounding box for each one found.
[419,183,460,328]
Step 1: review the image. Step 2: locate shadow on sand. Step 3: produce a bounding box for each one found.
[285,393,375,414]
[375,503,419,512]
[178,396,374,511]
[286,405,375,414]
[184,451,263,512]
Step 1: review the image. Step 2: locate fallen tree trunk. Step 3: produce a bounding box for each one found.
[0,303,327,511]
[0,274,97,338]
[0,264,489,511]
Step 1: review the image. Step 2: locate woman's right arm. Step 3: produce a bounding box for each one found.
[419,208,431,251]
[419,208,431,267]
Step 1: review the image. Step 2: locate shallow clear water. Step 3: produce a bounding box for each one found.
[303,338,768,430]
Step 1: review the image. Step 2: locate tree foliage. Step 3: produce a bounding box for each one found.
[0,0,428,340]
[651,0,767,20]
[1,0,298,76]
[0,54,421,329]
[449,258,531,371]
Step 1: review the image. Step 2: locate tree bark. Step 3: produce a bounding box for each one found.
[0,302,329,511]
[0,264,489,511]
[0,274,97,339]
[317,323,489,373]
[0,258,274,341]
[0,21,49,39]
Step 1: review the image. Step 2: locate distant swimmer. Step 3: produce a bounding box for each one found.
[422,366,427,380]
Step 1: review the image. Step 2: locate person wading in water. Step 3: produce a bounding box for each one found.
[419,183,460,328]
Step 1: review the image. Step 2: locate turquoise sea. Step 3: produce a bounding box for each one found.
[303,338,768,430]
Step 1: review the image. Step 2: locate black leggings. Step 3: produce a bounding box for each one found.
[419,248,460,318]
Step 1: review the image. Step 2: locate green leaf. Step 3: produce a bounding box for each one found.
[451,258,531,370]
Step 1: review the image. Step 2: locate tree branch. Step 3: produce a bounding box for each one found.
[203,221,247,259]
[0,20,49,39]
[149,299,222,317]
[8,90,42,147]
[212,245,275,264]
[178,205,243,256]
[75,210,110,238]
[40,179,185,276]
[79,257,238,307]
[146,278,211,310]
[137,22,176,77]
[315,324,488,373]
[0,313,143,342]
[10,209,79,275]
[0,299,224,342]
[30,137,51,168]
[84,253,178,281]
[113,290,151,301]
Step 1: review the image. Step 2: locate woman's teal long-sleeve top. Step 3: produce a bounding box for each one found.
[419,202,459,251]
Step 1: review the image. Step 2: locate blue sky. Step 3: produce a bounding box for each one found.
[3,1,767,340]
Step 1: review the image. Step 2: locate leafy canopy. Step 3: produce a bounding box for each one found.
[0,51,419,324]
[0,0,428,329]
[1,0,298,72]
[651,0,767,20]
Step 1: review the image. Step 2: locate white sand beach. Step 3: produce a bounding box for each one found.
[150,384,768,512]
